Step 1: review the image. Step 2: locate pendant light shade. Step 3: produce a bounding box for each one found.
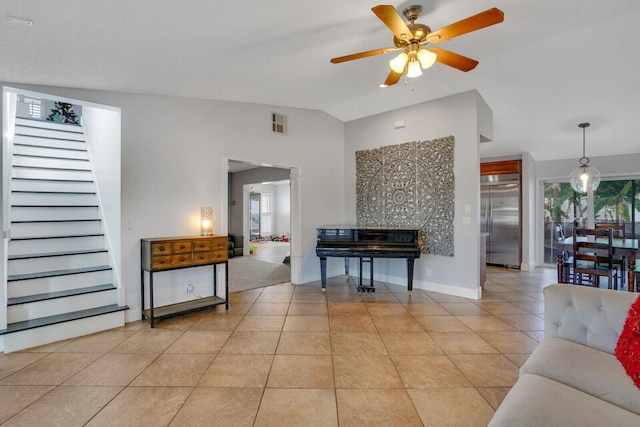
[569,123,600,193]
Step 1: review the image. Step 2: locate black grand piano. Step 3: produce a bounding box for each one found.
[316,225,421,293]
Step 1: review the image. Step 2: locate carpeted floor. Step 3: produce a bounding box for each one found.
[228,256,291,293]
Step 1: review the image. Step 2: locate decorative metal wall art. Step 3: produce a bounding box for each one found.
[356,136,454,256]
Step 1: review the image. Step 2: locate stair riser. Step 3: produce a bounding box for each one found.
[8,252,109,276]
[14,126,85,141]
[9,235,105,256]
[11,192,98,206]
[13,134,86,151]
[10,221,102,239]
[13,156,91,171]
[8,290,118,323]
[13,144,89,160]
[1,311,125,353]
[12,167,93,181]
[12,179,95,193]
[11,206,100,222]
[7,269,113,298]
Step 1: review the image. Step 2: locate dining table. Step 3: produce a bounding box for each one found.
[557,236,639,292]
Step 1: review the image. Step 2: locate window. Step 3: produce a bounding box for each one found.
[272,112,287,135]
[543,178,640,264]
[24,97,42,119]
[260,193,273,237]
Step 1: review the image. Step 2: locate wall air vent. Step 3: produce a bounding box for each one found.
[272,112,287,135]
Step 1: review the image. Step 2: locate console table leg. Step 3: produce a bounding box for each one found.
[149,271,155,328]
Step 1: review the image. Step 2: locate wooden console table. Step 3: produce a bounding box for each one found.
[141,235,229,327]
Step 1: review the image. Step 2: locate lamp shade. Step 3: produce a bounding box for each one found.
[417,49,437,69]
[389,52,408,73]
[201,206,213,236]
[569,165,600,193]
[406,60,423,78]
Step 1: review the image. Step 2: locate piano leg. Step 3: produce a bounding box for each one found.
[407,258,415,295]
[319,257,327,293]
[357,257,375,293]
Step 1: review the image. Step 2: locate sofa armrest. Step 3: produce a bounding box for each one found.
[544,284,638,354]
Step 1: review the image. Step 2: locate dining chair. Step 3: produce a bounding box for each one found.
[556,224,573,283]
[572,227,619,290]
[595,224,626,286]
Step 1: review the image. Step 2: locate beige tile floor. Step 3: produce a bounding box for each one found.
[0,265,558,426]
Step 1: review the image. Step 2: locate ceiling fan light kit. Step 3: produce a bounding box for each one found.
[331,4,504,87]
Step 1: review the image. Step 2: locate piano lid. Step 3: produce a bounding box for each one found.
[317,224,420,231]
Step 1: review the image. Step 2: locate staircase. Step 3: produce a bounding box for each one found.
[1,117,127,352]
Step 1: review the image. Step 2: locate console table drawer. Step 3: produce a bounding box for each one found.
[151,255,173,269]
[194,240,212,252]
[173,241,192,253]
[212,237,227,250]
[151,243,171,255]
[212,249,228,262]
[193,251,212,265]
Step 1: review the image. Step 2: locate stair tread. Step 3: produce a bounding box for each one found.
[12,190,96,194]
[8,284,116,306]
[13,133,86,143]
[12,177,94,183]
[13,142,87,152]
[10,233,103,241]
[13,153,89,161]
[8,248,108,260]
[8,265,112,282]
[15,118,83,131]
[13,164,90,171]
[0,304,129,335]
[11,219,101,224]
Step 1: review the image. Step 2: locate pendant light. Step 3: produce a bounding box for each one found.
[569,122,600,193]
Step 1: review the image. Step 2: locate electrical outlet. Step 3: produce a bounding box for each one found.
[426,268,433,277]
[463,274,470,283]
[186,283,193,294]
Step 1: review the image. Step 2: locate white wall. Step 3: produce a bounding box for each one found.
[228,167,290,236]
[344,90,490,299]
[276,181,290,236]
[0,82,345,322]
[82,105,122,290]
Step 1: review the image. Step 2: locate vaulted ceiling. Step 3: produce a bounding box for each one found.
[2,0,639,161]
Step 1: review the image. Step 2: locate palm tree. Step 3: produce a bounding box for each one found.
[594,180,634,223]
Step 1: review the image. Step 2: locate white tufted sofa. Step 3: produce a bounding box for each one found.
[489,283,640,426]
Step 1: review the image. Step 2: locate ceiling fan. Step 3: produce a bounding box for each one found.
[330,4,504,87]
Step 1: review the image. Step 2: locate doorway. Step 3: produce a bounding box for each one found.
[224,159,299,286]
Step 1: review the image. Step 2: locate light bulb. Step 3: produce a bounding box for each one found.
[417,49,437,69]
[389,53,408,73]
[406,60,423,78]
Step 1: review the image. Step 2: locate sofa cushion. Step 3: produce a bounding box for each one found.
[615,295,640,388]
[489,373,640,427]
[544,284,637,353]
[521,337,640,415]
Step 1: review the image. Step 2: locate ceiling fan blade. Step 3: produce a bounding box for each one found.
[428,47,478,72]
[428,8,504,43]
[382,70,403,87]
[372,5,414,41]
[330,47,398,64]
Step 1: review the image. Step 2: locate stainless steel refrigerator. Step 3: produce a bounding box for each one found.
[481,174,521,268]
